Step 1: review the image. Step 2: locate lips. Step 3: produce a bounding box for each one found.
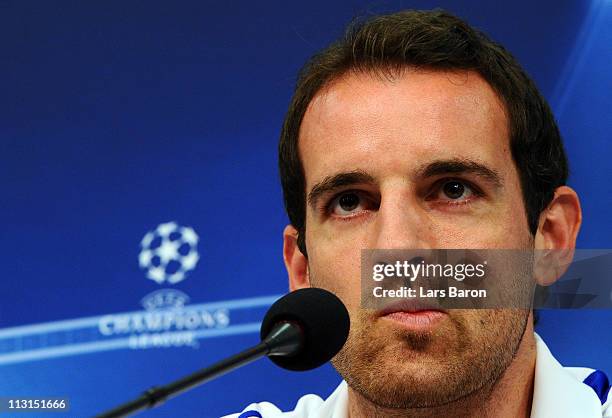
[377,299,447,330]
[377,299,447,317]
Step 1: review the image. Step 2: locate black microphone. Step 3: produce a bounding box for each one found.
[95,287,350,418]
[261,287,350,371]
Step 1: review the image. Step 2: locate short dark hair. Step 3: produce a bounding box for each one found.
[279,9,568,258]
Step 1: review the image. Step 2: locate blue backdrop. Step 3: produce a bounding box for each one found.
[0,1,610,417]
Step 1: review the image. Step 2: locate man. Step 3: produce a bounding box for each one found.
[224,9,610,418]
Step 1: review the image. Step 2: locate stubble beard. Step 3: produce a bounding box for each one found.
[331,306,531,410]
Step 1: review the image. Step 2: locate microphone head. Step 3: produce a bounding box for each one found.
[260,287,350,371]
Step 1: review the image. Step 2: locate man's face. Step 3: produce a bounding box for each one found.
[296,69,534,408]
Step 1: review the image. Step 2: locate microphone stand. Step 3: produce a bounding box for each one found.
[95,322,301,418]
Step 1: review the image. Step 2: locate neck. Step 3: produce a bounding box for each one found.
[348,326,537,418]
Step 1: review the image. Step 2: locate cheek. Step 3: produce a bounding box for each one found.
[494,169,533,239]
[433,198,531,248]
[483,191,532,247]
[420,218,527,249]
[306,233,364,310]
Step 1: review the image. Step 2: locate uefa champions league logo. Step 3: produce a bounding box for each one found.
[139,221,200,285]
[94,222,228,351]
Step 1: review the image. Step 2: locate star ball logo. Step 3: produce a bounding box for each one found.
[138,221,200,285]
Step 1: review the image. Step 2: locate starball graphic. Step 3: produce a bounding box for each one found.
[138,221,200,285]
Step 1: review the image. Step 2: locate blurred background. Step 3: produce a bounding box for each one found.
[0,0,610,416]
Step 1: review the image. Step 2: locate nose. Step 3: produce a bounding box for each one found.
[371,187,433,251]
[364,188,437,309]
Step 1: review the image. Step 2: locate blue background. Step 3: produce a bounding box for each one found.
[0,1,610,417]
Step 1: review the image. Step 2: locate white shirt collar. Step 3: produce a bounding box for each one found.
[531,332,601,417]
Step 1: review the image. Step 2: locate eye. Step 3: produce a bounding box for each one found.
[432,179,479,203]
[328,191,372,217]
[443,181,468,199]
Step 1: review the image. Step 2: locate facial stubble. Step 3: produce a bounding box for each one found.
[307,256,533,411]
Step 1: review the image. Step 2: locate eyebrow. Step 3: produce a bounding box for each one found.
[307,170,375,209]
[416,158,503,188]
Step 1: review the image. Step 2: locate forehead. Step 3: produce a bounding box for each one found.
[298,69,512,188]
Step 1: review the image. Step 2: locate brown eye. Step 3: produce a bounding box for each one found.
[329,191,371,217]
[443,181,466,199]
[338,193,360,211]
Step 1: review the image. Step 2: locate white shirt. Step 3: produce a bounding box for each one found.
[222,333,611,418]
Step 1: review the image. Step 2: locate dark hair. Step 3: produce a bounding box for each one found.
[279,9,568,264]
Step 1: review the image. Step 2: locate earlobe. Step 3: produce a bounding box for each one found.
[283,225,310,291]
[533,186,582,286]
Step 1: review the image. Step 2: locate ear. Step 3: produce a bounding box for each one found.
[283,225,310,291]
[533,186,582,286]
